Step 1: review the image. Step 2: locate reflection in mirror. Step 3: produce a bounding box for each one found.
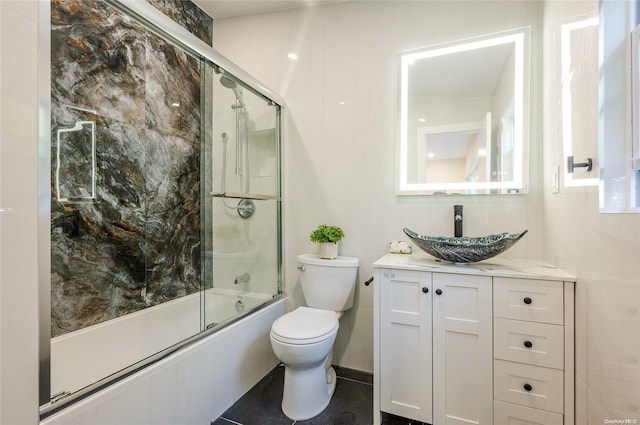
[559,17,598,187]
[397,28,530,195]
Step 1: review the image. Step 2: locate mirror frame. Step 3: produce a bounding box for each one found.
[396,27,531,195]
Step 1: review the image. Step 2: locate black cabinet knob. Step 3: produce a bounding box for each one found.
[524,340,533,348]
[422,287,429,293]
[523,297,532,305]
[523,383,533,392]
[435,289,443,295]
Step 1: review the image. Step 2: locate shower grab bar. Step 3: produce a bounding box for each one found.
[210,191,280,201]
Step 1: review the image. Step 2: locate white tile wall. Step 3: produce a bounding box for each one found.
[213,0,543,373]
[0,1,41,423]
[542,1,640,423]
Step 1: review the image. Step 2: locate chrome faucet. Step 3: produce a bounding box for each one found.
[234,273,251,285]
[454,205,463,237]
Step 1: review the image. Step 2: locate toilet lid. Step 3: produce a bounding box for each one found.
[271,307,338,344]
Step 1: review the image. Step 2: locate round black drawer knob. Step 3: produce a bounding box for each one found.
[422,287,429,293]
[523,383,533,392]
[523,297,532,305]
[435,289,443,295]
[524,340,533,348]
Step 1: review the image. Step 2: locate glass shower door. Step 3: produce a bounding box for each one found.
[49,0,206,398]
[203,67,281,329]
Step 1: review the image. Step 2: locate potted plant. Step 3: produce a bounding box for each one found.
[309,224,345,259]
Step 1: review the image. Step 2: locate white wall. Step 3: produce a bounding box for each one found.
[213,0,543,372]
[542,1,640,423]
[0,1,41,423]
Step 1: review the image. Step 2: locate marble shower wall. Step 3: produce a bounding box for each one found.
[50,0,212,337]
[147,0,213,46]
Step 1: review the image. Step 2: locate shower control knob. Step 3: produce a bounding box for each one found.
[422,287,429,293]
[435,289,443,295]
[524,340,533,348]
[523,297,532,305]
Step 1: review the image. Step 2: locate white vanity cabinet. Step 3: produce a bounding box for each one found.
[373,254,575,425]
[377,269,433,423]
[432,272,493,425]
[492,277,575,425]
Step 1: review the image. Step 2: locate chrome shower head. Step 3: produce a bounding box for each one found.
[220,75,244,108]
[220,75,237,89]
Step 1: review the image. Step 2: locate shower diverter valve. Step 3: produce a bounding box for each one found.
[237,199,255,219]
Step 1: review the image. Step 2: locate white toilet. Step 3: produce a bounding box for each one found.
[270,253,359,420]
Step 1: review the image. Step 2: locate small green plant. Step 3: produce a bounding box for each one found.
[309,224,345,244]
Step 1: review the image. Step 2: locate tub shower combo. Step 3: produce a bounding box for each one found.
[42,0,282,412]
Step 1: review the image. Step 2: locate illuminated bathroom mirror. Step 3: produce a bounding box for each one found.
[397,28,530,195]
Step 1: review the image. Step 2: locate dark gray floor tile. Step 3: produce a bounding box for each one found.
[213,364,379,425]
[297,376,373,425]
[217,365,293,425]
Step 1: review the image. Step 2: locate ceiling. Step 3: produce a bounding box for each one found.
[192,0,345,19]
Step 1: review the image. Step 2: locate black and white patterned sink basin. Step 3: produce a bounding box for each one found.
[403,228,528,263]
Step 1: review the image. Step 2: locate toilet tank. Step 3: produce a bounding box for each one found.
[298,253,359,312]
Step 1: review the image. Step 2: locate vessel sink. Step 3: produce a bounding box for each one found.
[403,228,528,263]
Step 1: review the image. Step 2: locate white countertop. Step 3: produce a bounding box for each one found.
[373,253,576,282]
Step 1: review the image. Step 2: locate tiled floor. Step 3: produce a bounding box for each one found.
[211,364,427,425]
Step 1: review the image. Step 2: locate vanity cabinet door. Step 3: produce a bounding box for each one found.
[378,269,432,423]
[432,272,493,425]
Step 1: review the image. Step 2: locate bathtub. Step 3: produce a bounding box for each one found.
[50,287,277,398]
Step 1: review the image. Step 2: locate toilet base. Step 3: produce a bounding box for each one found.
[281,363,337,420]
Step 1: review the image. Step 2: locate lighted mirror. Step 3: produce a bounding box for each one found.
[558,17,598,188]
[397,28,530,195]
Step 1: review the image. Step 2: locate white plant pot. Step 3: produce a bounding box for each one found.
[318,243,339,259]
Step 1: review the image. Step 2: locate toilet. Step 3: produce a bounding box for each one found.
[270,253,359,420]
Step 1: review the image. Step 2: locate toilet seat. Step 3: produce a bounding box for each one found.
[271,306,338,345]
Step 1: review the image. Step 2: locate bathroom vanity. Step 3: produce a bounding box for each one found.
[373,253,575,425]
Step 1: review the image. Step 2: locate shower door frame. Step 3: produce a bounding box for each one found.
[38,0,284,416]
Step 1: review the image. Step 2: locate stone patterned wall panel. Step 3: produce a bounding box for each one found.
[51,0,208,337]
[145,33,202,141]
[51,106,148,336]
[51,0,146,127]
[146,0,213,46]
[143,129,201,304]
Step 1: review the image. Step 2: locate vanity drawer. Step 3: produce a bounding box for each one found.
[494,400,563,425]
[494,359,564,413]
[494,318,564,369]
[493,278,564,325]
